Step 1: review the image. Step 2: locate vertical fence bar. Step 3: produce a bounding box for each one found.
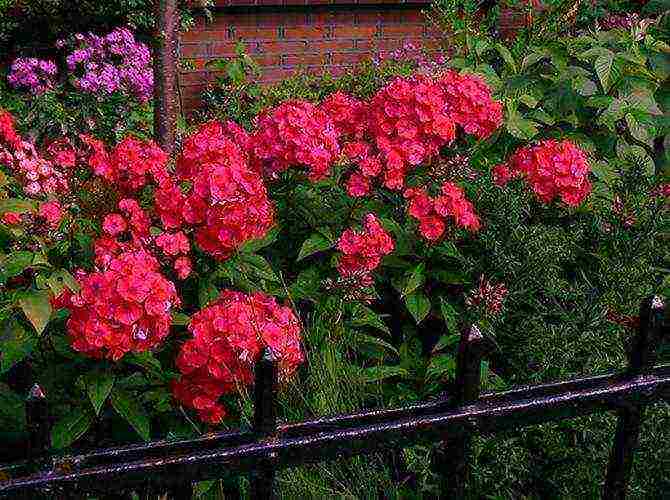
[433,325,489,497]
[25,384,50,467]
[249,348,278,500]
[603,296,665,500]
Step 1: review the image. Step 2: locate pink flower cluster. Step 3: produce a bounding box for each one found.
[439,70,504,140]
[337,213,395,285]
[81,134,168,192]
[316,73,502,196]
[7,57,58,95]
[494,139,591,206]
[252,101,340,181]
[63,27,153,102]
[56,249,180,361]
[465,276,508,315]
[405,182,481,241]
[155,121,275,260]
[0,110,72,196]
[172,290,303,423]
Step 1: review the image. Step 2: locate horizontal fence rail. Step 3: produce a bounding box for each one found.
[0,296,668,499]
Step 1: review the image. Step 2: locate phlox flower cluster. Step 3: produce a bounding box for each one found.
[405,182,480,241]
[64,27,153,102]
[155,231,192,280]
[7,57,58,95]
[81,134,168,192]
[600,12,640,30]
[328,72,502,196]
[252,100,340,181]
[336,213,395,286]
[367,75,456,191]
[154,121,274,260]
[0,110,70,196]
[55,249,180,361]
[96,199,152,267]
[438,70,504,140]
[465,276,508,315]
[172,290,303,423]
[494,139,591,206]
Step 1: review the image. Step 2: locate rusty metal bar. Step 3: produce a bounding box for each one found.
[249,349,279,500]
[2,364,668,497]
[603,296,666,500]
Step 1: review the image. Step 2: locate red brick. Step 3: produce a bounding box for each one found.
[331,25,378,38]
[256,40,309,54]
[380,24,425,37]
[180,43,209,58]
[283,25,329,39]
[356,11,381,25]
[231,26,279,39]
[209,41,238,57]
[282,53,328,66]
[330,51,369,65]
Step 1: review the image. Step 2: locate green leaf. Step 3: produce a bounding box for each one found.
[198,279,219,307]
[353,334,399,356]
[426,354,457,381]
[529,109,555,125]
[0,198,36,213]
[46,269,80,297]
[86,372,115,416]
[594,51,614,92]
[111,390,151,441]
[401,263,425,297]
[405,292,431,324]
[297,233,333,261]
[350,303,390,334]
[495,43,517,73]
[433,334,460,353]
[439,298,459,335]
[238,226,280,254]
[521,51,547,70]
[360,365,408,382]
[288,268,321,300]
[171,312,191,326]
[0,324,36,375]
[518,94,538,108]
[238,253,279,282]
[625,113,653,148]
[506,106,539,140]
[51,407,94,449]
[19,291,52,334]
[0,251,34,283]
[0,384,25,430]
[617,141,656,177]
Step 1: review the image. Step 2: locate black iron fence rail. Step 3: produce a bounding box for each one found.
[0,295,668,499]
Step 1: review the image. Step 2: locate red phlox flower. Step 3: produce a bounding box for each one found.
[173,256,192,280]
[156,122,275,260]
[0,109,22,151]
[405,183,480,241]
[252,100,340,181]
[102,213,127,236]
[38,200,63,228]
[155,231,190,256]
[2,212,23,225]
[82,134,168,191]
[336,213,394,282]
[46,138,76,168]
[368,76,456,190]
[319,92,369,140]
[502,139,592,206]
[57,248,180,361]
[173,290,303,423]
[438,70,504,139]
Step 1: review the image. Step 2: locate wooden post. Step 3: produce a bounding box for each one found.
[249,349,279,500]
[153,0,179,156]
[25,384,50,468]
[603,296,665,500]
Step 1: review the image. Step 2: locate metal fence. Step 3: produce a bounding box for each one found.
[1,295,668,499]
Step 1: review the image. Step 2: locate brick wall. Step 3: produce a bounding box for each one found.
[179,2,438,113]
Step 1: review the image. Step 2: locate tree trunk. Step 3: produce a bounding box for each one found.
[154,0,179,156]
